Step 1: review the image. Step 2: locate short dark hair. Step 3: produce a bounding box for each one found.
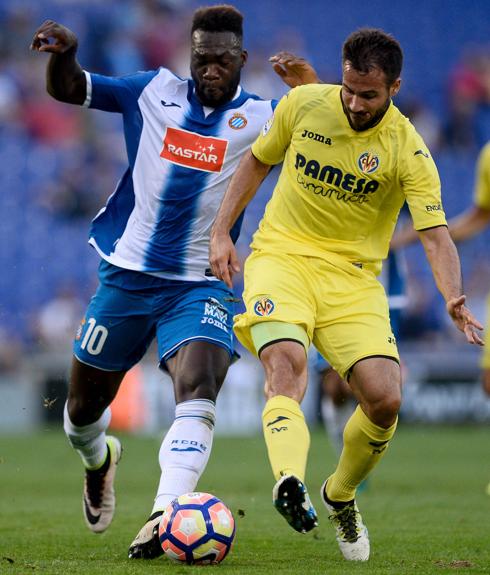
[343,28,403,85]
[191,4,243,38]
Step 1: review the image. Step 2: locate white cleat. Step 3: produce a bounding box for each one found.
[83,436,122,533]
[320,480,370,561]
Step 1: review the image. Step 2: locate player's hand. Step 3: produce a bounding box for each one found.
[209,231,240,289]
[446,295,484,345]
[30,20,78,54]
[269,51,320,87]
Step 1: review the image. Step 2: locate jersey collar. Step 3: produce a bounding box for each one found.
[187,81,249,122]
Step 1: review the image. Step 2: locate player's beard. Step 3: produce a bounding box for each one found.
[193,70,241,108]
[342,97,391,132]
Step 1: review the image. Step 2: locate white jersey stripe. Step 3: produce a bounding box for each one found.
[85,67,275,281]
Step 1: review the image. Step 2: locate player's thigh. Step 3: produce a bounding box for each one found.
[313,271,399,380]
[234,251,316,355]
[322,367,352,404]
[156,281,235,370]
[74,283,156,372]
[483,369,490,396]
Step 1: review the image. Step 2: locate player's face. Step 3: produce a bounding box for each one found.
[190,30,247,107]
[341,62,400,131]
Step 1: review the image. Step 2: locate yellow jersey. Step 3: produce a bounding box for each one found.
[251,84,447,275]
[475,142,490,209]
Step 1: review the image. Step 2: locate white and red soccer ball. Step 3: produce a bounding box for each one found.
[158,492,235,564]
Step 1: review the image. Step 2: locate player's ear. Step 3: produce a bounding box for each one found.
[390,78,401,98]
[241,49,248,67]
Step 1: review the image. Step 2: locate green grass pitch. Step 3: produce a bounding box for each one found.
[0,425,489,574]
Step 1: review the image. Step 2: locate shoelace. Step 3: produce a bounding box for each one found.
[329,505,360,542]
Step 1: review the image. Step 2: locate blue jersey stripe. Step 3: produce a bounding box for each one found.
[90,168,135,255]
[143,83,264,274]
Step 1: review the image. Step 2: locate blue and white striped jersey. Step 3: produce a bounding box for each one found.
[83,68,276,281]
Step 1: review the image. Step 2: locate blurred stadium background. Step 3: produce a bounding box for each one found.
[1,0,490,434]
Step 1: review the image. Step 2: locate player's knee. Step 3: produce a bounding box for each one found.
[66,394,109,425]
[174,367,223,402]
[260,343,307,401]
[367,393,401,428]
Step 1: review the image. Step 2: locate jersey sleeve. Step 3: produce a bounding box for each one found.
[251,89,297,165]
[399,128,447,230]
[83,69,159,113]
[474,142,490,209]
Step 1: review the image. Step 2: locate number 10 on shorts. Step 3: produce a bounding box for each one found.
[80,318,108,355]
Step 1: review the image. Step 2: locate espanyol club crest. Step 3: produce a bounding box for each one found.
[358,152,379,174]
[254,297,275,316]
[228,113,247,130]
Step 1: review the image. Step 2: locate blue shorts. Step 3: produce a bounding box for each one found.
[73,261,236,371]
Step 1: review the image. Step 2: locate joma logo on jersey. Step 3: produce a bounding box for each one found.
[295,153,379,194]
[301,129,332,145]
[161,127,228,173]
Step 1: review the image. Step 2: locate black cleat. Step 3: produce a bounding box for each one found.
[272,475,318,533]
[128,511,164,559]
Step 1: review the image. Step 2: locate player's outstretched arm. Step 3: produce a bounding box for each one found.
[30,20,86,105]
[210,150,271,288]
[390,222,418,250]
[419,225,484,345]
[391,205,490,251]
[448,205,490,243]
[269,51,320,87]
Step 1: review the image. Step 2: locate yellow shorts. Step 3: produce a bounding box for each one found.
[234,250,399,379]
[482,293,490,369]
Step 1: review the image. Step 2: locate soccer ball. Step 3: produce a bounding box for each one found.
[158,492,235,564]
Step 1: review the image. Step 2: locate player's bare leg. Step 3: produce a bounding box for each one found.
[482,369,490,496]
[482,369,490,397]
[321,367,356,456]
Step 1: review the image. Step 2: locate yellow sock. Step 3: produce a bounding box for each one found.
[326,405,397,502]
[262,395,310,481]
